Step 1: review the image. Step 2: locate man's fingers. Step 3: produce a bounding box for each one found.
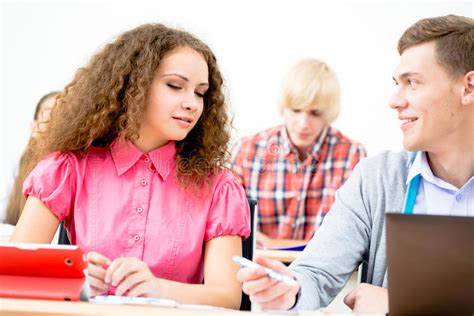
[254,255,294,277]
[250,279,294,304]
[343,287,357,309]
[236,263,268,283]
[242,274,279,295]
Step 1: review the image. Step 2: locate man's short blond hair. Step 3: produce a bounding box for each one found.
[278,58,340,124]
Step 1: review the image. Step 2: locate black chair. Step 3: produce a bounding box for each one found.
[58,222,70,245]
[358,260,369,283]
[240,198,257,311]
[58,199,258,311]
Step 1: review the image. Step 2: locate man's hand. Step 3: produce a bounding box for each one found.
[237,255,300,310]
[344,283,388,314]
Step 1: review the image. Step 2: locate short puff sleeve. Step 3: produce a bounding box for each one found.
[23,152,76,221]
[204,172,251,242]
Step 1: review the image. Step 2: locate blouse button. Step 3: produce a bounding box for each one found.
[136,207,143,213]
[455,194,464,202]
[133,235,140,241]
[141,179,147,186]
[144,157,150,163]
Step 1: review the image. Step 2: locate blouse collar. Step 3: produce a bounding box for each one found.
[110,137,176,180]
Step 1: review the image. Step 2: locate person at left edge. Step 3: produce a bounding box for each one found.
[3,91,60,225]
[9,23,250,309]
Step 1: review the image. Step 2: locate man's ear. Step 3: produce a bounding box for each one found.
[461,71,474,105]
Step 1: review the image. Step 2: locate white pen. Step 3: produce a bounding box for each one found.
[233,256,298,286]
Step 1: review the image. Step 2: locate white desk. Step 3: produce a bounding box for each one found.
[0,298,335,316]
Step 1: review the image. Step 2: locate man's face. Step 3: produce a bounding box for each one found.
[282,107,327,154]
[389,41,465,153]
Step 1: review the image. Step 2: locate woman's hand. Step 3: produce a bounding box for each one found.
[86,251,111,296]
[104,257,162,297]
[237,255,300,310]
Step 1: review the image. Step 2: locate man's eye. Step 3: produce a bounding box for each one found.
[408,79,419,87]
[310,110,321,117]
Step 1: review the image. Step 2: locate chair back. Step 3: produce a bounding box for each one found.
[239,198,257,311]
[58,222,70,245]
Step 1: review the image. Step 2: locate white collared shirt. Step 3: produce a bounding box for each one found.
[407,151,473,216]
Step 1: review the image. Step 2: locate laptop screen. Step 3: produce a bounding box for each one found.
[386,213,474,315]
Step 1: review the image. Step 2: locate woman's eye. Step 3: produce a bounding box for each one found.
[292,109,301,113]
[167,83,182,90]
[195,92,205,98]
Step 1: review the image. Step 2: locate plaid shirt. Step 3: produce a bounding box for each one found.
[231,125,366,240]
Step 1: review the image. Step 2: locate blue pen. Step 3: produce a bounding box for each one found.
[233,256,298,286]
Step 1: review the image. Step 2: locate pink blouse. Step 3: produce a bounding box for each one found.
[24,138,250,285]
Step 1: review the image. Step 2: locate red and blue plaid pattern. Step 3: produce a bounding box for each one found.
[231,125,366,240]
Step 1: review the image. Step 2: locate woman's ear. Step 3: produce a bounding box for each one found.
[461,71,474,105]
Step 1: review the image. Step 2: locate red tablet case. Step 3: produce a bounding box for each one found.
[0,243,87,301]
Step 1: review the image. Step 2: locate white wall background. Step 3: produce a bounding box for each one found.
[1,0,472,200]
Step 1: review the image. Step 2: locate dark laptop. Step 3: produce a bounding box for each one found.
[386,213,474,315]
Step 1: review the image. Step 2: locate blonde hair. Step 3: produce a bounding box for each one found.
[278,58,340,124]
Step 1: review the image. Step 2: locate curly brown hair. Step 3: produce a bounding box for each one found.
[31,24,231,189]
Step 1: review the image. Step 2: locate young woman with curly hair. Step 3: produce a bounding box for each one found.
[10,24,250,308]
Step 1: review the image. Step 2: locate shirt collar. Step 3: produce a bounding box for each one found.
[110,138,176,180]
[148,141,176,180]
[279,125,329,160]
[406,151,423,184]
[279,127,293,156]
[406,151,460,191]
[309,126,329,159]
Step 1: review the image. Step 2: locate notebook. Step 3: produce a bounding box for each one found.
[386,214,474,315]
[0,243,90,301]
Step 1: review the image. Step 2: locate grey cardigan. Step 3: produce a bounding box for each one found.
[291,150,412,310]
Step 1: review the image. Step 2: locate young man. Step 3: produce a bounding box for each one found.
[231,58,366,249]
[237,14,473,314]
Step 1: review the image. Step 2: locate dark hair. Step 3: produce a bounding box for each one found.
[398,14,474,78]
[31,23,231,189]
